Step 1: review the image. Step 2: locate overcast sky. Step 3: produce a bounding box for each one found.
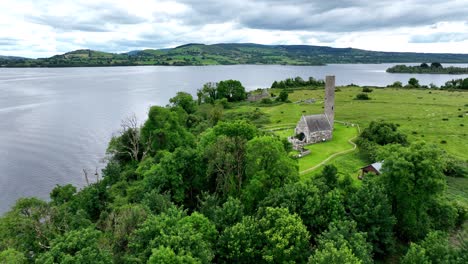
[2,0,468,58]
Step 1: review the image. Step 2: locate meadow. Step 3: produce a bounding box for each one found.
[228,86,467,206]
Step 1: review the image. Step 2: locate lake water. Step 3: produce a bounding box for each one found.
[1,63,468,213]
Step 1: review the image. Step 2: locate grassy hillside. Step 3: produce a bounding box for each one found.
[4,43,468,67]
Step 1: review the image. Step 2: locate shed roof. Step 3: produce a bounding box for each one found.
[371,162,383,173]
[303,114,332,132]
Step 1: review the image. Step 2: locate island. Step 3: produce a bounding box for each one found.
[4,43,468,67]
[387,62,468,74]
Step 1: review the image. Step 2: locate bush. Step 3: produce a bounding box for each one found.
[355,93,370,100]
[260,98,273,104]
[362,87,373,93]
[276,90,289,102]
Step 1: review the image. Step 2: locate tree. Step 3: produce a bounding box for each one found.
[169,92,197,114]
[102,204,149,261]
[140,147,203,204]
[243,136,299,210]
[431,62,443,68]
[148,246,200,264]
[355,93,370,100]
[357,121,408,152]
[257,207,311,263]
[321,165,339,190]
[380,142,448,240]
[420,63,429,68]
[0,198,54,256]
[391,81,403,87]
[316,220,373,264]
[348,177,396,257]
[218,207,310,263]
[401,231,456,264]
[36,228,112,264]
[309,243,362,264]
[217,80,247,102]
[0,248,27,264]
[50,184,77,205]
[217,216,262,263]
[401,245,430,264]
[107,114,148,162]
[128,208,216,263]
[277,90,288,102]
[140,106,194,155]
[408,77,420,87]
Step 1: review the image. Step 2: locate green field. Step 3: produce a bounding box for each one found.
[233,87,468,159]
[228,86,468,207]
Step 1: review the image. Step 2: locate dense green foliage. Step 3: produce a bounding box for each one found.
[5,43,468,67]
[387,63,468,74]
[197,80,246,103]
[271,76,324,89]
[0,80,466,263]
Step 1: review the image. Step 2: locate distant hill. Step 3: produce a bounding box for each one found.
[0,55,27,60]
[3,43,468,67]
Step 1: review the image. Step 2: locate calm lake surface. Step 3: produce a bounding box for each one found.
[1,63,468,213]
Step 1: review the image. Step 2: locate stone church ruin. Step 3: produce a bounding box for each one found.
[290,76,335,150]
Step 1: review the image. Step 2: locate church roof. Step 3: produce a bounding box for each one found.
[303,114,332,132]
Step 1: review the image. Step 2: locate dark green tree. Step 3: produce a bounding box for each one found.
[35,228,112,264]
[148,246,200,264]
[408,77,420,87]
[169,91,197,114]
[217,80,246,102]
[277,90,289,102]
[317,220,373,264]
[243,136,299,209]
[218,207,310,263]
[140,106,195,155]
[348,177,396,257]
[0,248,27,264]
[309,242,361,264]
[50,184,77,205]
[380,142,448,240]
[128,208,216,263]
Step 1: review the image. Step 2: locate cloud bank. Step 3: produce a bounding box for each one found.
[1,0,468,57]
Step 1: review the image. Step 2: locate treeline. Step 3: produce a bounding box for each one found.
[387,62,468,74]
[347,77,468,90]
[0,84,467,263]
[271,76,325,89]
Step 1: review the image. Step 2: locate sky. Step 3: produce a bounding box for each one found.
[1,0,468,58]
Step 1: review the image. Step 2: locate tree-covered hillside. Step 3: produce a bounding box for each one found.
[3,43,468,67]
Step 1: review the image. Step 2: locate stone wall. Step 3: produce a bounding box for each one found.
[307,130,332,144]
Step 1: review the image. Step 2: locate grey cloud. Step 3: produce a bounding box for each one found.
[28,6,146,32]
[410,33,468,43]
[177,0,468,32]
[0,38,19,46]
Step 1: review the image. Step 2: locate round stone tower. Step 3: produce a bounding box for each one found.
[324,75,335,128]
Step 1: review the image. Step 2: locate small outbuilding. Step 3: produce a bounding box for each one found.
[360,162,383,178]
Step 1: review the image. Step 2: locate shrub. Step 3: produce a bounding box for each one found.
[355,93,370,100]
[362,87,373,93]
[440,140,447,144]
[260,98,273,104]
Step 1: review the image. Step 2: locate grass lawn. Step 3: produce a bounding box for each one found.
[447,177,468,208]
[295,124,358,172]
